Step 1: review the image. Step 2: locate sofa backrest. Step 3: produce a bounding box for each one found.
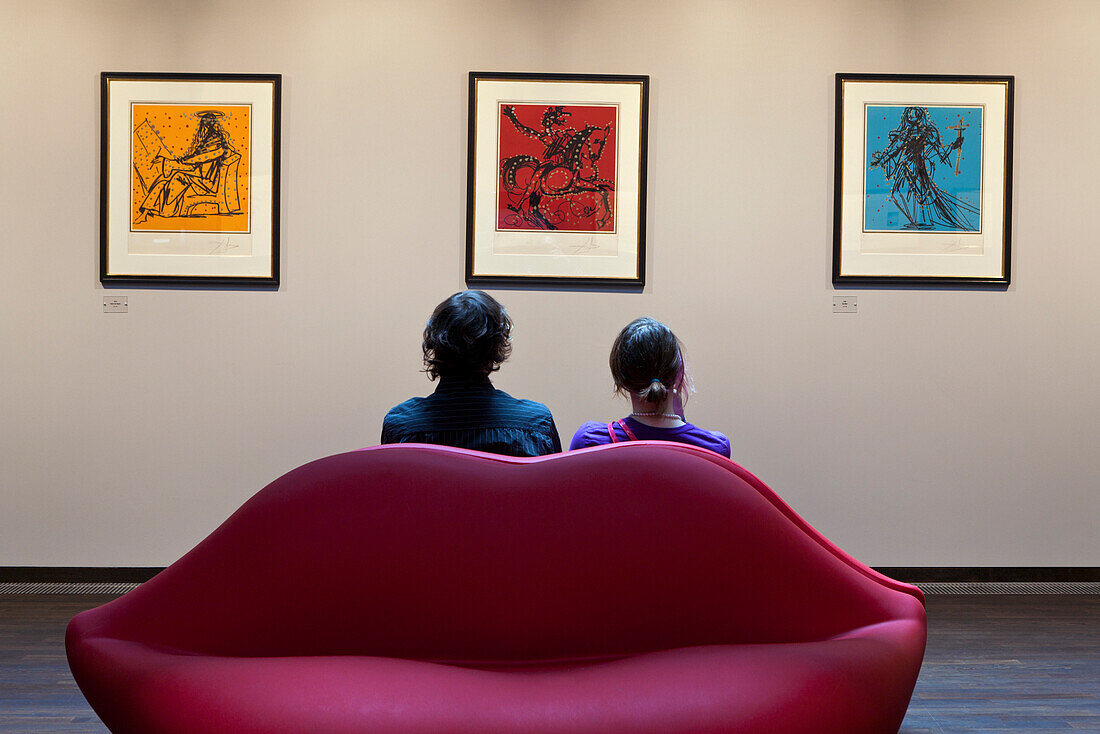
[87,443,924,662]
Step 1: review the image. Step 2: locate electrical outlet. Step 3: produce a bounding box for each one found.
[832,295,857,313]
[103,296,128,313]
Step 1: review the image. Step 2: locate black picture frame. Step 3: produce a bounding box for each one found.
[833,73,1013,286]
[466,71,649,287]
[100,72,281,286]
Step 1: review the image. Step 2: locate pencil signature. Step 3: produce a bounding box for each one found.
[208,237,238,255]
[568,237,599,254]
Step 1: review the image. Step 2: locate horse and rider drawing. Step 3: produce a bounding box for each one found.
[497,104,616,232]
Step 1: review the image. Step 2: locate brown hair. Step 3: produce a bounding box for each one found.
[422,291,513,380]
[609,317,684,406]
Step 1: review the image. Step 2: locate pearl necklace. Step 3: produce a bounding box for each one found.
[630,411,682,420]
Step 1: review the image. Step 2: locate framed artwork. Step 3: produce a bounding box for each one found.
[466,71,649,286]
[100,72,281,285]
[833,73,1013,285]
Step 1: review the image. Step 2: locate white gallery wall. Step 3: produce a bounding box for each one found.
[1,0,1097,567]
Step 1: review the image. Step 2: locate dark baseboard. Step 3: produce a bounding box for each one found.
[2,566,1097,584]
[875,567,1100,583]
[0,567,164,583]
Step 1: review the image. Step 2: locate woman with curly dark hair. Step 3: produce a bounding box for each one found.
[381,290,561,457]
[569,317,730,457]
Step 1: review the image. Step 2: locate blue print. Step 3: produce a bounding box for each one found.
[864,105,982,232]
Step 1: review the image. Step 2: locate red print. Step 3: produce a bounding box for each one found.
[497,103,617,232]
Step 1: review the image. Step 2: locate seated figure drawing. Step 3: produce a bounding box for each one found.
[133,110,242,222]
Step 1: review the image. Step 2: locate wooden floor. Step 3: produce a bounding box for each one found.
[2,594,1097,732]
[904,595,1099,732]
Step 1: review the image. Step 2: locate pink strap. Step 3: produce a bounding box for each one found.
[607,420,638,443]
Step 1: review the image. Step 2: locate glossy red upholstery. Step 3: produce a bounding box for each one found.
[67,442,926,733]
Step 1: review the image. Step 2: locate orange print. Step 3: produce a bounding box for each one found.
[131,104,250,233]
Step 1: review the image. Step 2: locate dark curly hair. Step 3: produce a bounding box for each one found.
[609,317,684,406]
[422,291,513,380]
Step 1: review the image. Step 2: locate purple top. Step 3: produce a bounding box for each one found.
[569,417,731,458]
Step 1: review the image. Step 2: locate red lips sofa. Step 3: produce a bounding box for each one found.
[67,442,925,733]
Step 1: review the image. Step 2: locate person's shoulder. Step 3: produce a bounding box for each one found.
[681,422,730,458]
[382,396,427,425]
[516,397,554,419]
[569,420,609,451]
[381,396,429,444]
[573,420,605,434]
[707,429,732,458]
[493,389,554,418]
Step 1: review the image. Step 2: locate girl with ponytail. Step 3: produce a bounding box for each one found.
[569,318,730,456]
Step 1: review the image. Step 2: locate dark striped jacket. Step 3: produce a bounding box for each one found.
[381,374,561,457]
